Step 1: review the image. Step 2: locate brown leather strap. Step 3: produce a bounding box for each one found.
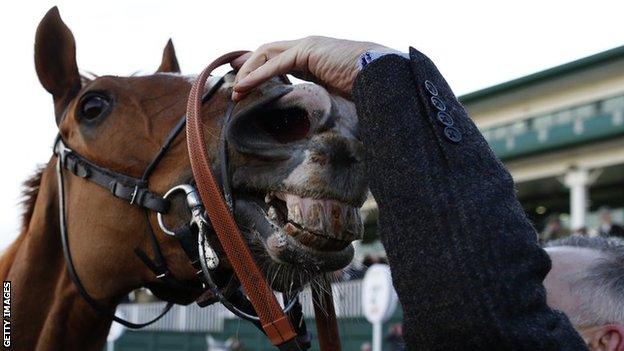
[312,281,342,351]
[187,51,341,350]
[186,51,297,346]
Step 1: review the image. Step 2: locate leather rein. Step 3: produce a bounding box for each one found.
[53,51,341,350]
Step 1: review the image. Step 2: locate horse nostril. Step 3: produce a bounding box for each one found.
[252,107,310,144]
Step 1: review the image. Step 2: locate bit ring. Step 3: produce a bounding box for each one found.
[157,184,203,236]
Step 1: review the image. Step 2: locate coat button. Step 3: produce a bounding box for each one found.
[424,80,438,96]
[437,112,454,126]
[431,96,446,111]
[444,126,462,143]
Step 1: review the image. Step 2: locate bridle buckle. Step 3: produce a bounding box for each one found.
[129,185,140,205]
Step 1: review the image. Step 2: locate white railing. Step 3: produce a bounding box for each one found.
[116,280,364,332]
[298,279,363,318]
[116,301,226,332]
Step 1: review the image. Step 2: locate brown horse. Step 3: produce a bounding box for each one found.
[0,7,366,351]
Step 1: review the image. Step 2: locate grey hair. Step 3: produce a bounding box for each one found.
[546,235,624,327]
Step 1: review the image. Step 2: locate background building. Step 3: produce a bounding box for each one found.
[361,44,624,242]
[464,45,624,233]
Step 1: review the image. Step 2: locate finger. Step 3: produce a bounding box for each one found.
[230,52,252,70]
[234,47,299,94]
[234,51,270,85]
[232,90,246,102]
[234,40,296,83]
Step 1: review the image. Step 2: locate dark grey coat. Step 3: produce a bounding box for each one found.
[352,48,588,350]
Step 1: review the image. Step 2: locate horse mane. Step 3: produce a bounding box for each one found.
[0,165,45,280]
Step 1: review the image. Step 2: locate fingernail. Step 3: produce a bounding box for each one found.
[232,91,242,101]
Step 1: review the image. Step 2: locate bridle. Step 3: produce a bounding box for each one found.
[53,52,342,350]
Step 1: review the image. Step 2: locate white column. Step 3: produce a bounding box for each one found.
[372,321,382,351]
[563,168,592,230]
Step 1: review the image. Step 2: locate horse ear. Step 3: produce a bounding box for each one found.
[157,39,181,73]
[34,7,81,124]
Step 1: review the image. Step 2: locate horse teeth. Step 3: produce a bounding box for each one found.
[268,206,278,220]
[288,203,303,224]
[281,193,364,242]
[329,202,345,237]
[265,193,273,203]
[306,203,324,232]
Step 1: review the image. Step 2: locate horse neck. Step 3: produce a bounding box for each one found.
[7,162,112,351]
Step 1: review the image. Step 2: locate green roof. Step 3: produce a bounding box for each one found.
[459,45,624,104]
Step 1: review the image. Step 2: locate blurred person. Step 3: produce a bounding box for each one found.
[542,215,571,242]
[544,235,624,350]
[233,36,587,349]
[385,323,405,351]
[597,207,624,239]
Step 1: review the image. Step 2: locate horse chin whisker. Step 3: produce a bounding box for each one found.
[238,222,341,295]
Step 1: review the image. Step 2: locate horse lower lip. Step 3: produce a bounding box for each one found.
[265,232,355,274]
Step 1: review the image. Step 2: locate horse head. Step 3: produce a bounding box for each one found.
[33,5,367,311]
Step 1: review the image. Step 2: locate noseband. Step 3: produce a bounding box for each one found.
[53,52,342,350]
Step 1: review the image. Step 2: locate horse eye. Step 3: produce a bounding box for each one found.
[78,93,111,121]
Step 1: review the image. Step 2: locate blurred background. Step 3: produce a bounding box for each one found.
[2,1,624,350]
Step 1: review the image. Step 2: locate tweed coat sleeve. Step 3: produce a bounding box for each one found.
[351,47,588,350]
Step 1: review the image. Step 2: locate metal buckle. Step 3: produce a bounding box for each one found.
[129,185,140,205]
[53,137,70,163]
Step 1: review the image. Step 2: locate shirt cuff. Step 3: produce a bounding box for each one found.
[358,50,410,70]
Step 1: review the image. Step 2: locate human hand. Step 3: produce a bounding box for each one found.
[231,36,397,101]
